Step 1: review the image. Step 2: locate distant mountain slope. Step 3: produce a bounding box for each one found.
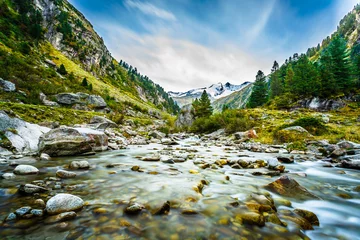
[212,84,253,112]
[169,82,250,107]
[0,0,179,114]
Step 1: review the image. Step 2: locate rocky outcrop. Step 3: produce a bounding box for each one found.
[35,0,113,75]
[40,92,60,107]
[38,127,108,156]
[297,97,345,111]
[0,111,50,154]
[89,116,117,130]
[0,78,16,92]
[175,105,194,128]
[54,93,107,109]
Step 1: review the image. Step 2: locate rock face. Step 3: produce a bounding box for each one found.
[265,176,320,201]
[175,105,194,128]
[38,127,108,156]
[45,194,84,215]
[0,111,50,154]
[0,78,16,92]
[40,92,60,107]
[297,97,345,111]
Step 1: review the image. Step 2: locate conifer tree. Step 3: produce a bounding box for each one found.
[57,64,67,75]
[81,77,88,87]
[192,90,213,118]
[248,70,268,108]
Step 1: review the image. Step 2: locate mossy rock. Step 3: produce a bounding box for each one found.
[273,128,312,144]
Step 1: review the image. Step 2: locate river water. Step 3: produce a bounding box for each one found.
[0,137,360,239]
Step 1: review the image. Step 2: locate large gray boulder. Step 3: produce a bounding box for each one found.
[0,78,15,92]
[86,95,107,108]
[55,93,80,105]
[45,194,84,214]
[0,111,50,154]
[38,127,108,156]
[175,105,194,128]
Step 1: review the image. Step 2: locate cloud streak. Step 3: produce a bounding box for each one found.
[100,23,271,92]
[124,0,176,21]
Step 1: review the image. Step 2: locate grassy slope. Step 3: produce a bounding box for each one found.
[246,107,360,145]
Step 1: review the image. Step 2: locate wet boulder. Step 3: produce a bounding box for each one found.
[340,160,360,170]
[69,160,90,169]
[13,165,39,175]
[56,169,76,179]
[19,184,48,194]
[264,175,320,201]
[293,209,319,226]
[89,116,117,130]
[38,127,108,156]
[46,194,84,215]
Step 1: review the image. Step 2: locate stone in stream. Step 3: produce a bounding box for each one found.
[276,155,294,163]
[69,160,90,169]
[153,201,171,215]
[13,165,39,175]
[2,173,16,179]
[46,194,84,215]
[38,127,108,156]
[293,209,319,226]
[340,160,360,170]
[5,212,17,222]
[44,211,77,224]
[15,206,32,217]
[330,148,346,158]
[235,212,265,227]
[124,203,145,215]
[30,209,44,217]
[19,184,48,194]
[40,153,51,161]
[142,155,160,161]
[264,175,320,201]
[56,169,77,179]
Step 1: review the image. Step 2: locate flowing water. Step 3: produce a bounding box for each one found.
[0,137,360,239]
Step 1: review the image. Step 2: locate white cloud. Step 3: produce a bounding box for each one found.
[124,0,177,21]
[246,0,277,44]
[99,24,271,92]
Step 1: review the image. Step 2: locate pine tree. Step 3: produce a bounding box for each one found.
[325,35,352,94]
[248,70,268,108]
[291,55,320,98]
[57,64,67,75]
[270,61,282,98]
[192,91,213,118]
[284,66,294,92]
[81,77,88,87]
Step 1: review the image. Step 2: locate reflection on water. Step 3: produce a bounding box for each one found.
[0,138,359,239]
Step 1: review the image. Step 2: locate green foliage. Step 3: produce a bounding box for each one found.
[279,117,328,135]
[273,129,310,144]
[192,90,213,118]
[56,11,73,40]
[190,109,256,134]
[248,70,268,108]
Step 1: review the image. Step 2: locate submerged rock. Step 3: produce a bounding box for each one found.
[39,127,108,156]
[44,211,77,224]
[264,175,320,201]
[124,203,145,215]
[19,184,48,194]
[46,194,84,215]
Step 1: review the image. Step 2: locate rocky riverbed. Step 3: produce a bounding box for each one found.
[0,133,360,239]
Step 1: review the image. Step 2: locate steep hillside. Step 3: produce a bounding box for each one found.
[0,0,179,116]
[169,82,250,107]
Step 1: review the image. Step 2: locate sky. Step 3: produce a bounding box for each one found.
[68,0,359,92]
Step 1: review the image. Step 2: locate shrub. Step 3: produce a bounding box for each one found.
[110,113,124,125]
[279,117,327,135]
[57,64,67,75]
[273,129,310,144]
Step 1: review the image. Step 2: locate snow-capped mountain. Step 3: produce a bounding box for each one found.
[169,82,251,107]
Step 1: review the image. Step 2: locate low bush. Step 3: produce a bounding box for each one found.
[278,117,327,135]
